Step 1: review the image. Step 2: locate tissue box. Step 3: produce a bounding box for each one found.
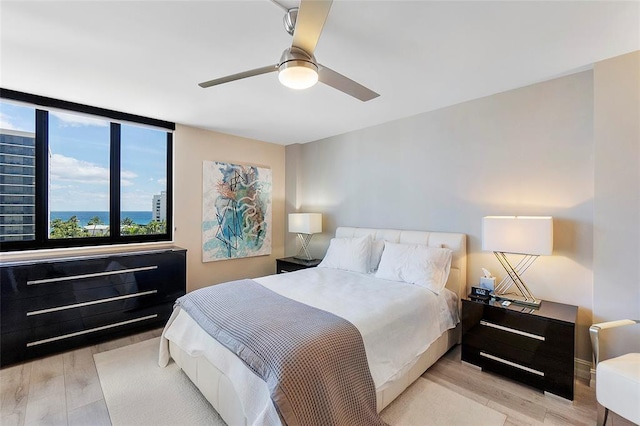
[479,277,495,291]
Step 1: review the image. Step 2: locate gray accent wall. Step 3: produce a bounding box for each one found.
[287,69,600,362]
[593,52,640,359]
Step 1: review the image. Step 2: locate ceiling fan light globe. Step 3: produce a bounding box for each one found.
[278,61,318,90]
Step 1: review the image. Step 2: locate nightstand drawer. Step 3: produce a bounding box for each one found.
[481,309,574,356]
[277,262,311,273]
[463,329,573,375]
[276,257,322,274]
[467,318,573,360]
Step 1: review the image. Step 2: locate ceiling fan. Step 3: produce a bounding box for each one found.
[198,0,379,102]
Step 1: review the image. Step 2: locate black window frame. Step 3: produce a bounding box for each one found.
[0,88,175,252]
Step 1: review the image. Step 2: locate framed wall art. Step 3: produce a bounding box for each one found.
[202,161,272,262]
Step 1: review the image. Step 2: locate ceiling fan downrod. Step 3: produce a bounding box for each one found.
[284,7,299,36]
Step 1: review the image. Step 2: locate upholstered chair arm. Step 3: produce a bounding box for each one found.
[589,319,640,365]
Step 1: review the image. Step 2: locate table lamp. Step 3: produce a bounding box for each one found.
[288,213,322,261]
[482,216,553,307]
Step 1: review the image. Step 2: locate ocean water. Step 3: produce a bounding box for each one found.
[50,211,153,226]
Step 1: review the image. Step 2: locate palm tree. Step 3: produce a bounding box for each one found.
[88,216,103,225]
[49,216,88,239]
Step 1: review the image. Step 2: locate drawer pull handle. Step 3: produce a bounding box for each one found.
[27,266,158,285]
[480,320,545,341]
[480,351,545,377]
[26,290,158,316]
[26,314,158,347]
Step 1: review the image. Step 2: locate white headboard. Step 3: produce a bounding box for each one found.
[335,227,467,298]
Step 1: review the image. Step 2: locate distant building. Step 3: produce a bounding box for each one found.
[152,190,166,222]
[0,129,36,242]
[84,224,109,237]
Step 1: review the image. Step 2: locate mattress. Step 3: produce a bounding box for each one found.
[160,267,460,424]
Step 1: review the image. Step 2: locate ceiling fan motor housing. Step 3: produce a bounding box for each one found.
[278,47,319,89]
[278,47,317,68]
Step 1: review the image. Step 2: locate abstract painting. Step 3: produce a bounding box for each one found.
[202,161,272,262]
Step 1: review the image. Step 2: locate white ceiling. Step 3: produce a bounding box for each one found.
[1,1,638,145]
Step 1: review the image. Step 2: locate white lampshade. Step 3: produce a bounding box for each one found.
[288,213,322,234]
[278,62,318,90]
[482,216,553,255]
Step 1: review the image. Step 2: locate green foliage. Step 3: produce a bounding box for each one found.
[121,219,166,236]
[49,216,89,239]
[50,216,167,238]
[145,220,166,234]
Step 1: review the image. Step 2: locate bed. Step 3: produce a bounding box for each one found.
[159,227,467,425]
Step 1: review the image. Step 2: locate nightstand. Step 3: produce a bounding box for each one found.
[461,298,577,400]
[276,257,322,274]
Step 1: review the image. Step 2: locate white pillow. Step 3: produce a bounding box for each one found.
[369,238,385,272]
[318,235,372,274]
[375,242,452,294]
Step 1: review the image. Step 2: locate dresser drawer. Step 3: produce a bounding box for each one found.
[1,251,183,300]
[1,303,172,366]
[1,288,170,333]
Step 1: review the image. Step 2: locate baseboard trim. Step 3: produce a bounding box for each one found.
[575,357,593,384]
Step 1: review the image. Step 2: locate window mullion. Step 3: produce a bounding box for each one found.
[166,132,173,240]
[35,109,48,246]
[110,123,121,240]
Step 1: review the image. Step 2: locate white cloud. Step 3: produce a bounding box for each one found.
[0,112,19,130]
[157,178,166,185]
[50,111,109,127]
[121,189,157,211]
[49,183,73,190]
[49,188,109,211]
[51,153,109,183]
[50,154,137,184]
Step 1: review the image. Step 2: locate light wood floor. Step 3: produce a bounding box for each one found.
[0,330,634,426]
[423,346,634,426]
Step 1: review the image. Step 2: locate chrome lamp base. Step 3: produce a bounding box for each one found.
[492,251,542,308]
[293,233,314,261]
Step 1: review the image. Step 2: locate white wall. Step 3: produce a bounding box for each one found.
[174,124,286,292]
[286,70,596,361]
[593,51,640,358]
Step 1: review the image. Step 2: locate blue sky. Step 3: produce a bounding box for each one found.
[1,100,167,211]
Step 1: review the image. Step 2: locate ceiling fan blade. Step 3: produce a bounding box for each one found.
[291,0,333,56]
[198,65,278,88]
[318,65,380,102]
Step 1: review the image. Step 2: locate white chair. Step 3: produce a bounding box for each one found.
[589,319,640,426]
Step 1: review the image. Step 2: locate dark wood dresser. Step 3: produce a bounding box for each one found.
[1,247,186,366]
[461,298,577,400]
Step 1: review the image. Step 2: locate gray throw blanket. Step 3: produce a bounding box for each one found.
[176,279,387,426]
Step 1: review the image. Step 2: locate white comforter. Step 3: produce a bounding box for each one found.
[160,267,459,424]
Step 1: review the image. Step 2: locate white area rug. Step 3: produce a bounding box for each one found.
[95,337,506,426]
[381,376,507,426]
